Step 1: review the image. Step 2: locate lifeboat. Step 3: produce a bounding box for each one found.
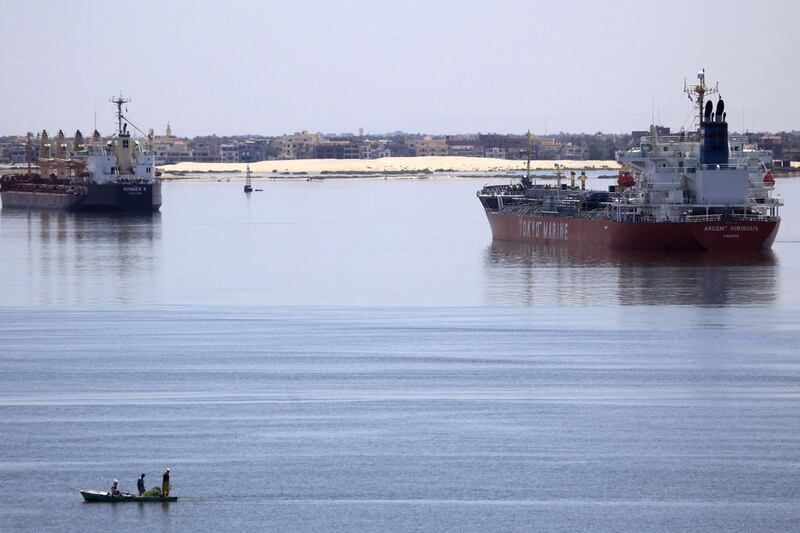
[763,170,775,187]
[618,170,635,188]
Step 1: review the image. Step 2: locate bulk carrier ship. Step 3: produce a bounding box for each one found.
[477,71,781,251]
[0,96,161,212]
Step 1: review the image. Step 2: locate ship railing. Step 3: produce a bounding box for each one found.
[697,162,755,170]
[683,214,723,222]
[680,213,775,223]
[612,214,657,223]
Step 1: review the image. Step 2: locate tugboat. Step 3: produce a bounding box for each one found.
[0,96,161,212]
[244,164,253,193]
[477,70,782,251]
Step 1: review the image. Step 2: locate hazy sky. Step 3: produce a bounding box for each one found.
[1,0,798,137]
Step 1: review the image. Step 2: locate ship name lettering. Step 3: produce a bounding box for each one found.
[704,225,759,232]
[519,219,568,241]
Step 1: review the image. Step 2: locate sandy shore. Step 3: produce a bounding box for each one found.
[160,156,620,176]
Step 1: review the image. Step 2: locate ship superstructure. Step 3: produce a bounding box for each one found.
[0,96,161,212]
[477,71,781,251]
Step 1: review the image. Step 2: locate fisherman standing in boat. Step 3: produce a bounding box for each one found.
[137,473,146,496]
[162,469,170,497]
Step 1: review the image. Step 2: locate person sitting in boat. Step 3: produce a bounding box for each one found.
[110,479,120,496]
[137,473,146,496]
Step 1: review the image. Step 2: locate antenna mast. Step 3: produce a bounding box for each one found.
[110,94,131,135]
[684,69,718,135]
[526,130,532,182]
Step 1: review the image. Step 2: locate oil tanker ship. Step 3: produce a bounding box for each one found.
[477,71,781,251]
[0,96,161,212]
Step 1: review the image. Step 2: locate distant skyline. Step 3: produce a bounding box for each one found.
[1,0,798,137]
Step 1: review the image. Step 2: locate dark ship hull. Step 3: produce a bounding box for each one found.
[0,179,161,212]
[485,211,779,252]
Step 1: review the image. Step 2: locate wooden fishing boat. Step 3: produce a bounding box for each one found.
[79,489,178,503]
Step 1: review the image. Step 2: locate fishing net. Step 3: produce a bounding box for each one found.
[142,487,162,497]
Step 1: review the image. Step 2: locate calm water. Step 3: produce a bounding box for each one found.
[1,175,800,532]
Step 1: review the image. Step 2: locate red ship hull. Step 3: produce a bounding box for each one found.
[486,213,780,251]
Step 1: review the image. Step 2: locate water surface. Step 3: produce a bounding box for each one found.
[1,176,799,532]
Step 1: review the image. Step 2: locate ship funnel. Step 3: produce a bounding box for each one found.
[40,130,51,159]
[55,130,67,177]
[56,130,67,155]
[700,99,730,167]
[74,130,84,151]
[704,101,713,122]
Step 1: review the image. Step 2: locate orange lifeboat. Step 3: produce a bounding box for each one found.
[763,170,775,187]
[618,170,635,188]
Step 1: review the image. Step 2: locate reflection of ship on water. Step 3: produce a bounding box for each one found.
[2,209,160,305]
[485,240,778,307]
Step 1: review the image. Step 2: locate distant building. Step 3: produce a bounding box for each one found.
[447,144,481,157]
[152,123,192,164]
[478,133,528,159]
[313,140,355,159]
[560,143,590,160]
[484,147,506,159]
[188,139,221,162]
[631,126,671,146]
[445,136,481,157]
[219,143,240,162]
[406,137,448,157]
[756,135,783,159]
[533,137,560,159]
[236,139,268,162]
[273,131,319,159]
[313,139,391,159]
[361,139,391,159]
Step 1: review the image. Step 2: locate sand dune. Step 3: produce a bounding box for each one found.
[161,156,620,175]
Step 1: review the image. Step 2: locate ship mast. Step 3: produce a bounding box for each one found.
[110,94,131,135]
[522,129,532,187]
[684,69,718,135]
[25,132,32,175]
[526,130,531,180]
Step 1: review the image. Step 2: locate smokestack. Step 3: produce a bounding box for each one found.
[40,130,51,159]
[74,130,85,151]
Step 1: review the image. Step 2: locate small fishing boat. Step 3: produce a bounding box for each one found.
[79,489,178,503]
[244,165,253,193]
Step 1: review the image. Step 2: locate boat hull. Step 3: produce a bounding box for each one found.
[485,212,780,251]
[80,490,177,503]
[1,182,161,212]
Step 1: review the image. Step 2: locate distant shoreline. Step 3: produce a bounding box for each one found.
[159,156,621,179]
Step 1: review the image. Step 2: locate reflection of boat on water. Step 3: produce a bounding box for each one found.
[485,240,778,307]
[0,208,160,305]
